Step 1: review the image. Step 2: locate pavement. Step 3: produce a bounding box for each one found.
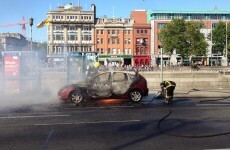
[151,88,230,98]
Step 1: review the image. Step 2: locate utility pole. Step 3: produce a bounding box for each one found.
[29,18,34,51]
[226,22,228,66]
[211,21,213,66]
[158,46,163,82]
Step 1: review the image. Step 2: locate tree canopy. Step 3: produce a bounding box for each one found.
[159,18,208,59]
[210,21,230,57]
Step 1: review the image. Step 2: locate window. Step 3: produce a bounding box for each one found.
[97,38,100,44]
[117,39,120,44]
[68,34,77,41]
[93,72,110,83]
[112,38,116,44]
[124,38,128,44]
[113,72,128,82]
[124,48,128,54]
[128,39,131,44]
[158,23,165,29]
[117,49,121,54]
[112,49,116,54]
[53,33,63,41]
[101,38,103,44]
[128,49,132,54]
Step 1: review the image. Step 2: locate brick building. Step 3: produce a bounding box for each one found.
[95,17,134,66]
[130,10,151,66]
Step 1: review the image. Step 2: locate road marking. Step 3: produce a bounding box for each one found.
[34,119,141,126]
[196,104,230,107]
[63,105,134,110]
[0,114,70,119]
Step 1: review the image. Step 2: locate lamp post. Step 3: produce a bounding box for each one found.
[158,45,163,82]
[211,22,213,66]
[160,47,163,82]
[29,17,34,51]
[226,22,228,66]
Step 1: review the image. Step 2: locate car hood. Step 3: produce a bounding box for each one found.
[72,81,89,88]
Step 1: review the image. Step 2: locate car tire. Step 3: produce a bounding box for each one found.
[129,89,142,103]
[69,90,84,105]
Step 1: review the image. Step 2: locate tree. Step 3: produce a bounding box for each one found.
[210,21,230,58]
[159,18,208,60]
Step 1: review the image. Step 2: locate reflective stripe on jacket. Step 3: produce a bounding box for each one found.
[162,80,176,89]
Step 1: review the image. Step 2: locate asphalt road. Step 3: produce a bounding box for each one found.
[0,94,230,150]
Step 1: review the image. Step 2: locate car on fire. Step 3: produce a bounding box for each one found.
[58,71,149,105]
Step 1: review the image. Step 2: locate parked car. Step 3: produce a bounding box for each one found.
[58,71,149,105]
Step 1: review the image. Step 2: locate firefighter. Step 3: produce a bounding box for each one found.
[160,80,176,104]
[85,62,100,79]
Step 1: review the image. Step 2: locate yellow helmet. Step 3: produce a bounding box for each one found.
[94,62,100,68]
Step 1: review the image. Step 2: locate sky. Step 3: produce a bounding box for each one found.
[0,0,230,42]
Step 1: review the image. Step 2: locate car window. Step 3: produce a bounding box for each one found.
[113,72,128,82]
[92,72,110,83]
[128,74,136,81]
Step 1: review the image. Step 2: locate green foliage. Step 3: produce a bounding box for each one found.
[210,21,230,57]
[159,19,208,59]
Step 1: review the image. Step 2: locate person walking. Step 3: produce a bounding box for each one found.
[160,80,176,104]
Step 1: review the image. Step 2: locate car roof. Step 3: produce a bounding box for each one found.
[100,70,136,75]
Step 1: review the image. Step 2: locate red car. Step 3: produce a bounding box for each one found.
[58,71,149,105]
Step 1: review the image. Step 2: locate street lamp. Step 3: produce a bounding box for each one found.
[29,17,34,51]
[158,45,163,82]
[226,22,228,66]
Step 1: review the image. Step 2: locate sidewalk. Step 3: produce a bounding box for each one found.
[151,88,230,98]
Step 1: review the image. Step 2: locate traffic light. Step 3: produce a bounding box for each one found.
[29,18,34,26]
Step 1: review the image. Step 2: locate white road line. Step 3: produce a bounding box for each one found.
[34,119,141,126]
[0,114,70,119]
[63,105,134,110]
[196,104,230,107]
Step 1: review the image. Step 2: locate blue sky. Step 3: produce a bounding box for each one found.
[0,0,229,42]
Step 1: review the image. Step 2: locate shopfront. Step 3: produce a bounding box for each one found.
[133,56,151,66]
[98,55,132,66]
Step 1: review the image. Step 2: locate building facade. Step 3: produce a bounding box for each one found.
[0,33,29,52]
[130,10,151,66]
[46,3,96,55]
[147,10,230,66]
[95,17,134,66]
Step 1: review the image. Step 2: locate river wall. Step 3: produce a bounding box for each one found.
[40,71,230,91]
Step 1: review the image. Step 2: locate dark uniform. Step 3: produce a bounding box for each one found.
[160,80,176,104]
[85,63,100,79]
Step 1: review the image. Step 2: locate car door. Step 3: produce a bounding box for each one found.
[87,72,112,98]
[111,72,132,95]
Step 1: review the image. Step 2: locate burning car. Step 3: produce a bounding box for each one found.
[58,71,149,105]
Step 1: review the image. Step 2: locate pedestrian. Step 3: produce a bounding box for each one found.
[160,80,176,104]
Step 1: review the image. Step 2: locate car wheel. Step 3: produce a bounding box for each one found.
[69,90,84,105]
[129,90,142,103]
